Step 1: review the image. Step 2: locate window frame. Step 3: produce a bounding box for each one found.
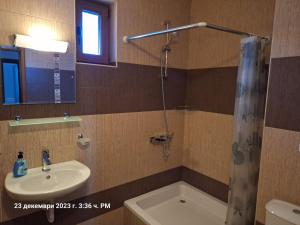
[76,0,109,65]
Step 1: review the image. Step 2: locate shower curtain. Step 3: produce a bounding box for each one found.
[225,36,267,225]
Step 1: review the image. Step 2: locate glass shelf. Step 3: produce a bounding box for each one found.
[9,116,82,127]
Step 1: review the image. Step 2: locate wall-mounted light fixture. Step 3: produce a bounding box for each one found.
[14,34,69,53]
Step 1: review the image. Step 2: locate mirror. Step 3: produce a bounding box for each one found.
[0,45,76,105]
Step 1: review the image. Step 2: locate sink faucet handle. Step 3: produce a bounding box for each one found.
[42,149,51,164]
[42,149,49,156]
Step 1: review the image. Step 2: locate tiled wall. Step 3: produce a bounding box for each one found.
[123,207,145,225]
[78,207,124,225]
[256,0,300,223]
[183,1,281,224]
[184,0,300,223]
[0,0,189,120]
[256,127,300,223]
[0,63,187,121]
[118,0,191,68]
[0,0,75,68]
[269,0,300,58]
[183,0,275,189]
[0,111,184,222]
[0,0,189,223]
[187,0,275,69]
[184,1,300,224]
[0,0,299,224]
[183,111,233,185]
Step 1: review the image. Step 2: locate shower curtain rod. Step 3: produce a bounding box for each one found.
[123,22,269,43]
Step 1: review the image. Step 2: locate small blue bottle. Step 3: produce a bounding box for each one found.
[13,152,28,177]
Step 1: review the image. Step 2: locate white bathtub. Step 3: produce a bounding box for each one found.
[124,181,227,225]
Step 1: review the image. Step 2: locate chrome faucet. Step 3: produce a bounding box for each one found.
[42,149,51,172]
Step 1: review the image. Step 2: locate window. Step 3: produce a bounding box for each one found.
[76,0,109,64]
[82,10,101,55]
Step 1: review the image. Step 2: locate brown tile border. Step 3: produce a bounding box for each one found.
[0,62,270,121]
[1,166,231,225]
[1,166,266,225]
[2,61,280,124]
[0,63,187,121]
[181,166,229,203]
[256,221,264,225]
[265,56,300,132]
[186,67,238,115]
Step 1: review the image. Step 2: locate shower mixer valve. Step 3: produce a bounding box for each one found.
[150,133,173,145]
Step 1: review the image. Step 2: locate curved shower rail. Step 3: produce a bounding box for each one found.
[123,22,269,43]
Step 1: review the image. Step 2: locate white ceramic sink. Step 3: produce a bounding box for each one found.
[5,160,91,201]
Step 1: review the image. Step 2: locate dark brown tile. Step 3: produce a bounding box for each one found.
[77,87,97,115]
[76,64,98,88]
[265,56,300,131]
[165,68,187,109]
[186,67,238,115]
[136,67,161,112]
[181,166,229,203]
[95,86,112,114]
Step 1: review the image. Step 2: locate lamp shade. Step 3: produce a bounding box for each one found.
[14,34,68,53]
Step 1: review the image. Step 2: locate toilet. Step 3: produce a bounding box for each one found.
[266,200,300,225]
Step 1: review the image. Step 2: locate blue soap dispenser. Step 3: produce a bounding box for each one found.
[13,151,28,177]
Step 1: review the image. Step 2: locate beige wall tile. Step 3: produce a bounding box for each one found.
[0,0,33,16]
[0,0,74,25]
[0,10,32,45]
[183,111,233,184]
[271,0,300,58]
[55,0,75,25]
[256,127,300,223]
[187,0,275,69]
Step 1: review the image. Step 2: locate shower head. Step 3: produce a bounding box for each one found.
[170,31,178,39]
[162,32,178,53]
[168,32,178,44]
[160,20,179,53]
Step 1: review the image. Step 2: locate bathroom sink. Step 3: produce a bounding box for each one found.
[5,160,90,201]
